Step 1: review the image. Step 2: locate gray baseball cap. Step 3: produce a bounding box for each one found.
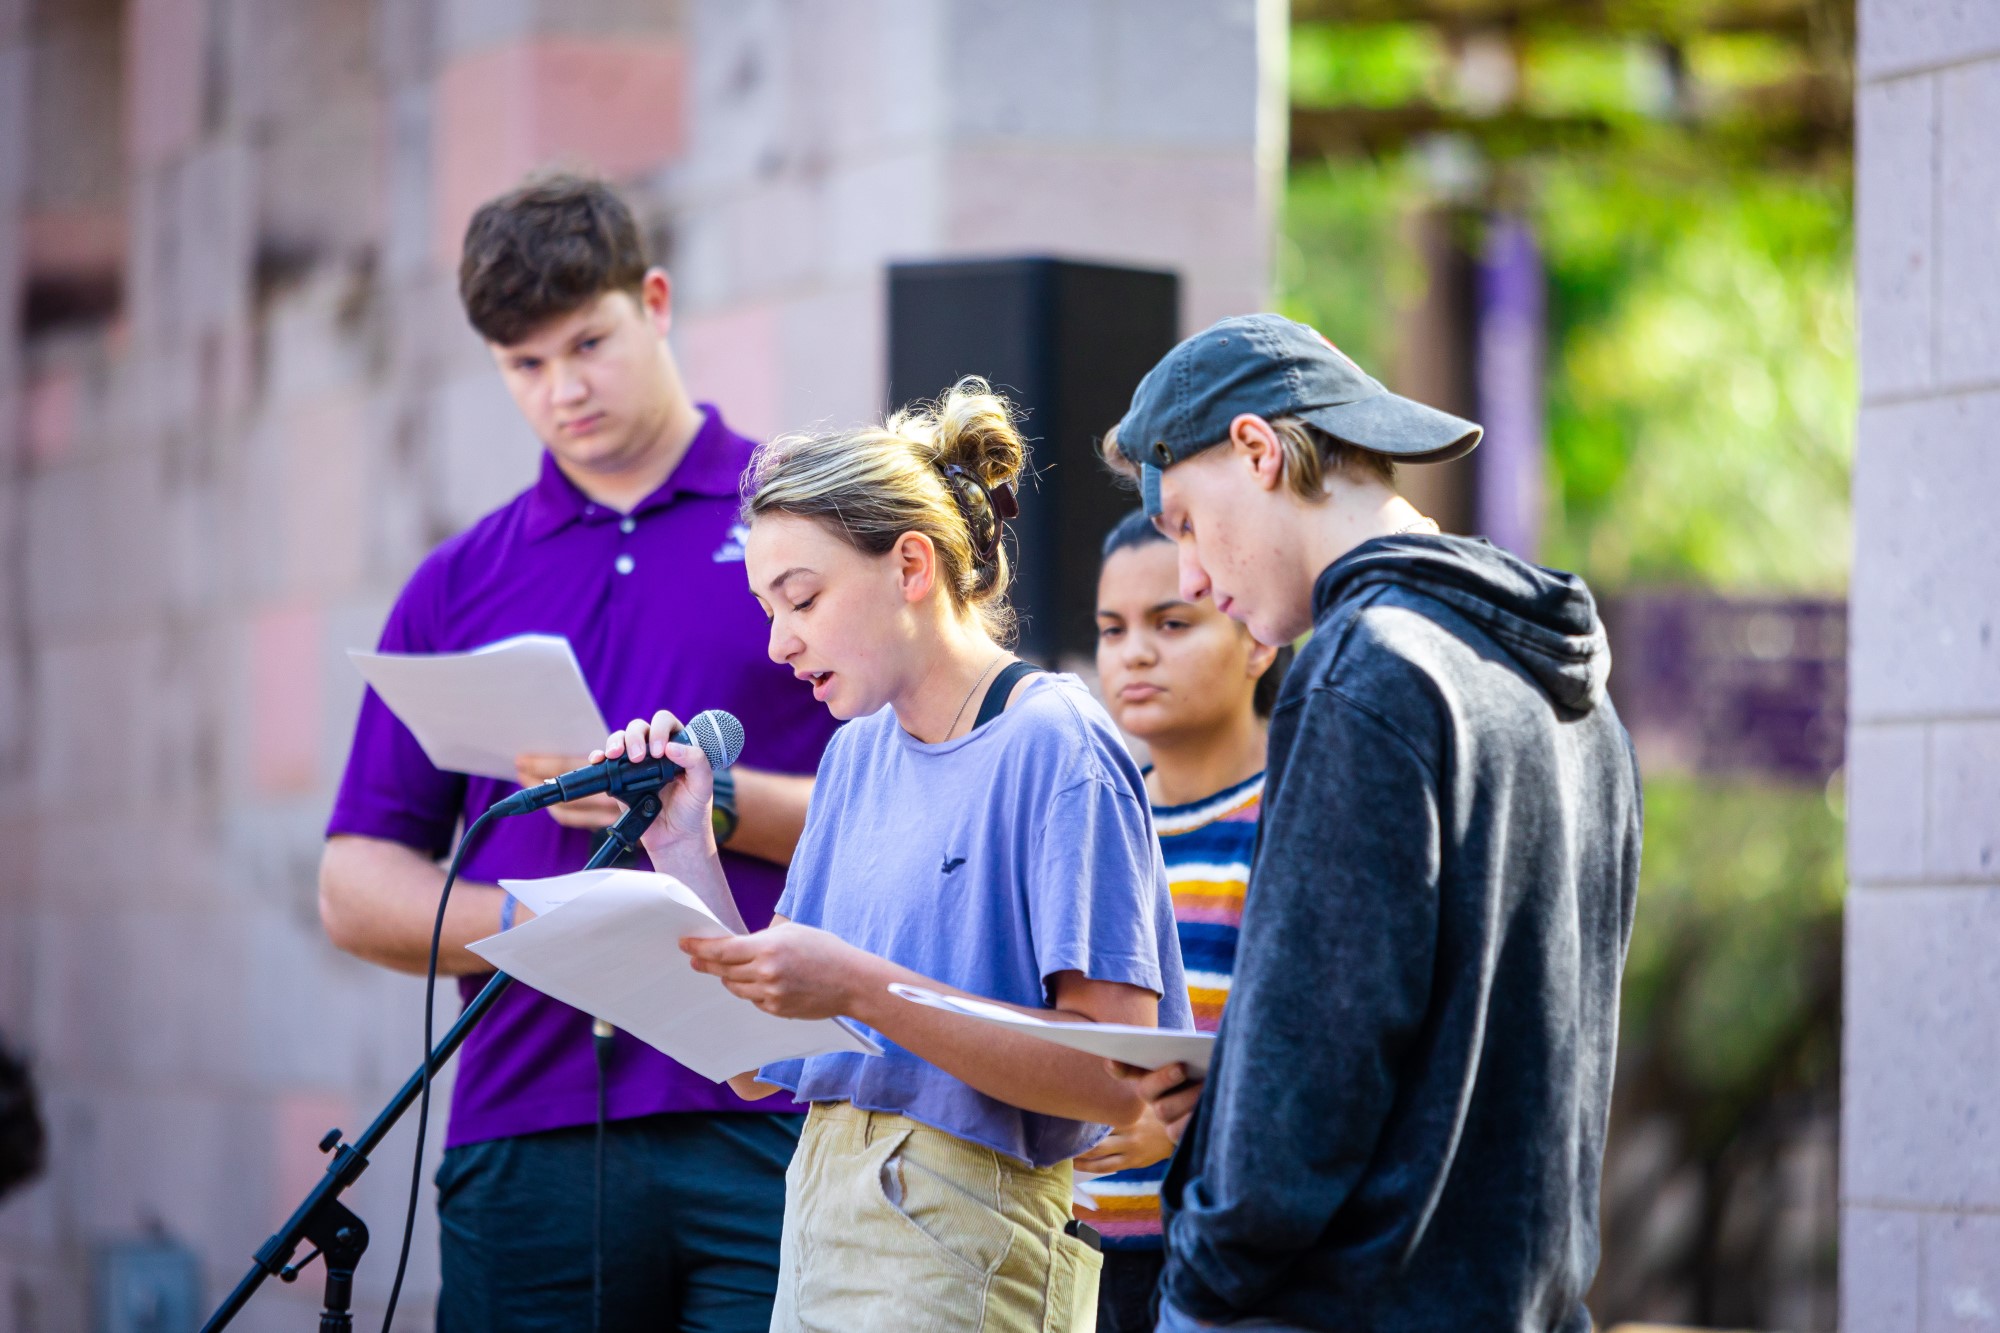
[1113,314,1482,515]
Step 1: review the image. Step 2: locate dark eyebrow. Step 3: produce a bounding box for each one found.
[1148,599,1198,615]
[766,566,815,593]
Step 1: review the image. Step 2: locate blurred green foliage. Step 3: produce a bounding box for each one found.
[1619,775,1844,1126]
[1292,22,1449,108]
[1292,21,1795,122]
[1277,159,1425,379]
[1599,774,1844,1325]
[1524,35,1670,117]
[1280,21,1855,596]
[1538,164,1853,592]
[1687,30,1815,95]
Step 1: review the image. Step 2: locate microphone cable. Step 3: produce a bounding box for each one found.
[371,713,738,1330]
[378,803,500,1333]
[594,1018,614,1333]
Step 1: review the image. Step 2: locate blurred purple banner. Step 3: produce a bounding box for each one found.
[1600,593,1846,784]
[1475,214,1547,561]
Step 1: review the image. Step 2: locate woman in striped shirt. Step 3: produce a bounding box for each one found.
[1080,510,1291,1333]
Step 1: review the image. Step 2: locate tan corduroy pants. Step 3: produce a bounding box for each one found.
[769,1101,1102,1333]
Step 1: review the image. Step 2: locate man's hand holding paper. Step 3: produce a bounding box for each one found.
[513,753,623,830]
[348,633,610,782]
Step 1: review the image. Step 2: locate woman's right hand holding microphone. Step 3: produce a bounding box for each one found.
[591,709,718,866]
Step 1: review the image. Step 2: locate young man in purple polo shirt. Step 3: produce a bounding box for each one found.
[318,175,838,1332]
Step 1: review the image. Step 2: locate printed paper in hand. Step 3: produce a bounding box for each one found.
[887,983,1216,1076]
[470,869,881,1083]
[348,634,609,782]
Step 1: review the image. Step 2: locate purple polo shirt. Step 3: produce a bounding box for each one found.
[327,406,835,1147]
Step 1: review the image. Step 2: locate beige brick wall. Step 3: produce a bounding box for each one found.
[1845,0,2000,1327]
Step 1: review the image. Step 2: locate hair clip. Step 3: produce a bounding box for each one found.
[990,481,1019,521]
[941,464,1013,564]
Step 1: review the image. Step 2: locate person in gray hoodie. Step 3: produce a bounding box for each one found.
[1106,315,1642,1333]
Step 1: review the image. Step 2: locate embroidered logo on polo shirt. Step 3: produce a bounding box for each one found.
[712,522,750,563]
[941,856,967,875]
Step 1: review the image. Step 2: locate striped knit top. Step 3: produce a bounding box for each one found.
[1074,770,1263,1250]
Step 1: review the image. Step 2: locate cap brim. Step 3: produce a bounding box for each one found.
[1301,391,1482,463]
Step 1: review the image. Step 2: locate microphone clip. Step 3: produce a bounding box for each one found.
[598,790,663,862]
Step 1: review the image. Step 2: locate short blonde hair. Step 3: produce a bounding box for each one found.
[742,377,1028,642]
[1266,416,1398,497]
[1102,414,1397,499]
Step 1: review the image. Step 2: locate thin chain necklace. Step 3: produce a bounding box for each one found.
[944,653,1006,741]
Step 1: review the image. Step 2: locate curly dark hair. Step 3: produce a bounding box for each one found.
[458,173,650,345]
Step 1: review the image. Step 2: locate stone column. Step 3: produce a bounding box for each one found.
[665,0,1283,439]
[1844,1,2000,1325]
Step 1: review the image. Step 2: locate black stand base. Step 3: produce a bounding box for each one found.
[200,794,662,1332]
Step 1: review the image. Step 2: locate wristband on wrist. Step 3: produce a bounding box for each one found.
[710,767,740,847]
[499,893,518,932]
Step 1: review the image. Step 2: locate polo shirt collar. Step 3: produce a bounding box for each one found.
[522,404,745,542]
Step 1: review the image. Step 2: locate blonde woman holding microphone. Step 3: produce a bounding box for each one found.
[595,380,1191,1332]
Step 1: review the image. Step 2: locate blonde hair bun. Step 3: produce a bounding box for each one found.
[898,377,1026,492]
[743,377,1031,642]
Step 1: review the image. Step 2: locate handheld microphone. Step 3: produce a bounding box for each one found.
[490,709,745,818]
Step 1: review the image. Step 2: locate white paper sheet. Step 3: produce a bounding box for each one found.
[887,983,1216,1076]
[349,634,609,782]
[470,869,881,1083]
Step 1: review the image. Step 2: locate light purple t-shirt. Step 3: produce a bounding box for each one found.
[758,673,1193,1167]
[327,406,839,1147]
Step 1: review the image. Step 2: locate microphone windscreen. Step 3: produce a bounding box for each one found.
[684,709,745,773]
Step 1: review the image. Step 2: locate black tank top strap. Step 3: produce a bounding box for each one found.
[973,659,1043,731]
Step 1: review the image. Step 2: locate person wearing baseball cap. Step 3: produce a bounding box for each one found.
[1105,314,1641,1333]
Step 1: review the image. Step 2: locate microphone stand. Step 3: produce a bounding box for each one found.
[200,792,664,1333]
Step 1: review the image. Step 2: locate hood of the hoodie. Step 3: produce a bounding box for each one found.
[1314,534,1611,714]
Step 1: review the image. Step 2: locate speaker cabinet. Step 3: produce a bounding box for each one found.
[888,258,1180,665]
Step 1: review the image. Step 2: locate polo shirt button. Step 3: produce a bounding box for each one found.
[615,554,635,575]
[620,517,636,534]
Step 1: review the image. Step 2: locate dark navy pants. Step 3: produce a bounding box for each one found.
[1099,1247,1166,1333]
[435,1112,803,1333]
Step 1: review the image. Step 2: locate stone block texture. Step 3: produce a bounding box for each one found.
[660,0,1277,428]
[1856,76,1934,398]
[1845,722,1927,884]
[0,2,1282,1327]
[1936,61,2000,388]
[433,34,689,261]
[1860,0,2000,82]
[1845,888,2000,1210]
[1842,1206,1921,1333]
[1846,2,2000,1322]
[1850,393,2000,723]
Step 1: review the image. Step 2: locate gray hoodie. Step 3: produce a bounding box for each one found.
[1161,534,1642,1332]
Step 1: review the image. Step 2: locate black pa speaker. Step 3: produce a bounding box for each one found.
[887,257,1180,665]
